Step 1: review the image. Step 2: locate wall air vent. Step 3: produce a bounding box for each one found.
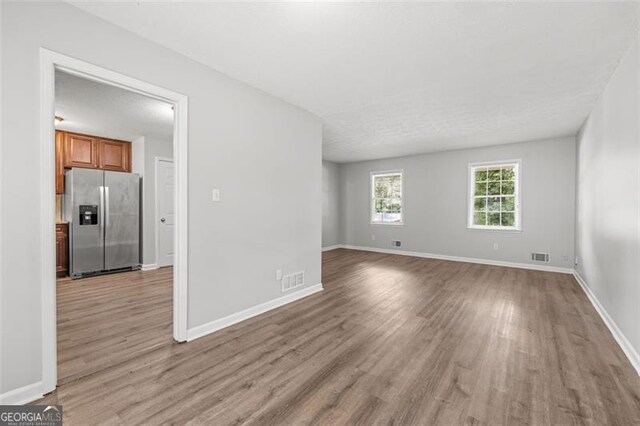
[282,271,304,292]
[531,252,550,263]
[391,240,402,248]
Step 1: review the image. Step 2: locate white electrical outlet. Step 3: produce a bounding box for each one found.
[493,243,499,250]
[211,188,221,202]
[276,269,282,280]
[371,234,376,241]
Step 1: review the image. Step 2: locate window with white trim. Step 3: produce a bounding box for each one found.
[469,161,520,230]
[371,171,403,224]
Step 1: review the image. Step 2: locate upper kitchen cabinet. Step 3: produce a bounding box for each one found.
[63,132,99,169]
[99,139,131,172]
[60,131,132,173]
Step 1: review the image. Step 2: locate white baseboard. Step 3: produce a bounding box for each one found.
[187,283,324,342]
[0,381,43,405]
[322,245,342,252]
[573,271,640,376]
[339,244,574,274]
[141,263,158,271]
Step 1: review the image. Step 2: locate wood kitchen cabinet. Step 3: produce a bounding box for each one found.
[63,132,99,169]
[99,138,131,172]
[55,130,65,194]
[56,223,68,278]
[60,131,132,173]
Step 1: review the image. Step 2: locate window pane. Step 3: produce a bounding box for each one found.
[390,175,402,198]
[475,168,488,182]
[383,212,402,223]
[375,175,402,198]
[488,168,501,181]
[374,179,389,198]
[488,181,500,195]
[375,177,392,198]
[501,180,515,195]
[374,199,382,213]
[375,198,391,213]
[502,167,515,181]
[474,181,487,196]
[474,197,486,211]
[487,197,500,211]
[488,212,500,225]
[473,212,487,226]
[502,196,515,212]
[389,199,402,213]
[501,212,515,227]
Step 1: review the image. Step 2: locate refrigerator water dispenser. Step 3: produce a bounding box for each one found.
[79,205,98,225]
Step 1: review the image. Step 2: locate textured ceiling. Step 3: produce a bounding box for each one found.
[55,70,173,142]
[70,2,640,162]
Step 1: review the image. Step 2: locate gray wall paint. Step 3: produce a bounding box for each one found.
[339,137,576,268]
[576,36,640,356]
[0,1,321,394]
[141,137,173,266]
[322,160,341,248]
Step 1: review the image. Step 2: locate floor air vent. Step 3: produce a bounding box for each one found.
[282,271,304,292]
[531,252,550,263]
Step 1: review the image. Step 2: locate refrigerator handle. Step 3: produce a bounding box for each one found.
[105,186,110,229]
[99,185,105,240]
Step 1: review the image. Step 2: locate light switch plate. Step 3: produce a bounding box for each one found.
[211,188,220,202]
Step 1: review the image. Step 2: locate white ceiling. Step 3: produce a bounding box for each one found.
[55,70,173,142]
[70,2,640,163]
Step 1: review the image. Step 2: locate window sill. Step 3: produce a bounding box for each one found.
[467,226,521,233]
[370,222,405,226]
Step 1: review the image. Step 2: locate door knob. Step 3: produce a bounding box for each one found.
[160,217,166,223]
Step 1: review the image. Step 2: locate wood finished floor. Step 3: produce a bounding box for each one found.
[41,249,640,425]
[56,268,173,384]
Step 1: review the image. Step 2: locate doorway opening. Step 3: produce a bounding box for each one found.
[41,49,188,393]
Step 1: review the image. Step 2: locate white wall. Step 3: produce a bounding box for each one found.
[131,136,145,176]
[322,160,341,248]
[576,36,640,363]
[0,1,321,395]
[339,137,576,269]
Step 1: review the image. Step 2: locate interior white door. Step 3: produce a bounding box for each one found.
[156,159,174,267]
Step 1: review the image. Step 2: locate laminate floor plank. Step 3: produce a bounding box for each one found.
[56,267,174,385]
[39,249,640,425]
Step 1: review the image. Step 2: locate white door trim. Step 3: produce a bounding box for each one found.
[155,157,174,268]
[40,48,189,394]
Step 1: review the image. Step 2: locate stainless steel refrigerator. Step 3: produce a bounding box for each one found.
[65,168,140,278]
